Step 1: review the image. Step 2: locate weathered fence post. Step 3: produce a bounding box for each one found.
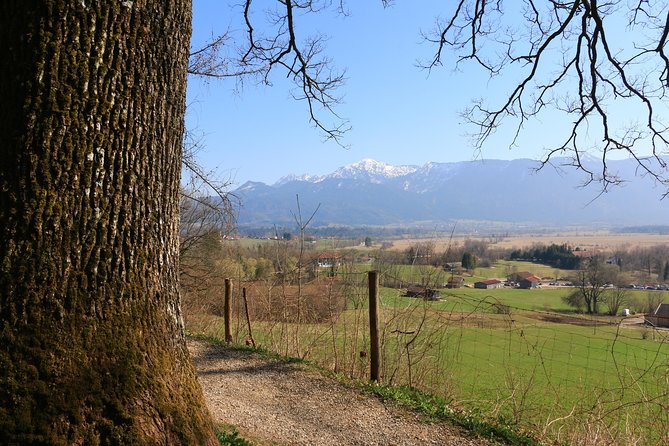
[242,287,256,348]
[368,270,380,382]
[224,278,233,343]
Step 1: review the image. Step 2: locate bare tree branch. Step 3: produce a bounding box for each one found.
[235,0,352,144]
[187,1,359,146]
[424,0,669,195]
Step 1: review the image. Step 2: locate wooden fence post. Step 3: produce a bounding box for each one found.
[368,270,380,382]
[224,278,233,343]
[242,287,256,348]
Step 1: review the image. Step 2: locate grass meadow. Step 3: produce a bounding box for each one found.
[185,263,669,445]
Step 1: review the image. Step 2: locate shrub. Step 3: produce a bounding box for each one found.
[562,290,585,313]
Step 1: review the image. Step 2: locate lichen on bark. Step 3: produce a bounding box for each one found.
[0,1,217,444]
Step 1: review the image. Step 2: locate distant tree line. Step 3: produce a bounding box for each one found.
[610,245,669,280]
[239,224,459,239]
[617,226,669,235]
[510,244,581,269]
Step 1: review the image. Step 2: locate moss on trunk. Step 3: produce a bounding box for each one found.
[0,1,216,444]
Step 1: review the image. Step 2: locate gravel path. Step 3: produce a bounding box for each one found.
[188,338,491,446]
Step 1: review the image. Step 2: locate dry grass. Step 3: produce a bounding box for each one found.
[491,232,669,251]
[388,232,669,252]
[236,280,347,323]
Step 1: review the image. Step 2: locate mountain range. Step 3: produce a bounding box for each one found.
[232,158,669,230]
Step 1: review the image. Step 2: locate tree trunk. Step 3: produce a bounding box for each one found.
[0,1,216,444]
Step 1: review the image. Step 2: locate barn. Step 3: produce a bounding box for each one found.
[446,277,464,289]
[474,279,503,289]
[645,303,669,328]
[509,271,542,289]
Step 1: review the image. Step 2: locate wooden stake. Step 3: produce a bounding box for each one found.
[368,271,380,382]
[242,287,256,348]
[224,278,233,343]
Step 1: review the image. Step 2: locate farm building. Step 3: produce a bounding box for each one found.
[474,279,503,289]
[316,252,342,268]
[444,262,463,272]
[645,303,669,328]
[509,271,540,282]
[509,271,542,289]
[518,276,541,289]
[446,277,464,288]
[405,285,440,300]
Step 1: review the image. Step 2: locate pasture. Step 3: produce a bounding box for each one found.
[185,273,669,445]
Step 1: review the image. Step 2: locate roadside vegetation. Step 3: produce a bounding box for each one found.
[217,427,252,446]
[364,383,539,446]
[180,216,669,445]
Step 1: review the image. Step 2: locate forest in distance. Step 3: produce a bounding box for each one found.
[237,222,669,241]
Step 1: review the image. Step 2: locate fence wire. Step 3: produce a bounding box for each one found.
[183,269,669,445]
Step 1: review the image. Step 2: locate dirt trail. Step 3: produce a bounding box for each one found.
[188,338,491,446]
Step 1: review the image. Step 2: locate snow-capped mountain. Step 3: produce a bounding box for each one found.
[274,173,324,186]
[275,159,418,186]
[232,158,669,228]
[327,159,418,183]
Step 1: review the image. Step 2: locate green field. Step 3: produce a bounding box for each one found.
[186,261,669,445]
[474,260,572,280]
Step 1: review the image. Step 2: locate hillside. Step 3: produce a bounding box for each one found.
[233,158,669,229]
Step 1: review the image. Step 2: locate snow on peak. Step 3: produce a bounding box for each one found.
[330,159,418,181]
[274,173,324,186]
[273,159,418,186]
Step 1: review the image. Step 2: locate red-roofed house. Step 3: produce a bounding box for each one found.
[474,279,503,289]
[519,275,541,289]
[509,271,542,288]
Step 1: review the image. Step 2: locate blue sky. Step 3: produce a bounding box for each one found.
[186,1,664,186]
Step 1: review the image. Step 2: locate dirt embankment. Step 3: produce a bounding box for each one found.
[188,338,491,446]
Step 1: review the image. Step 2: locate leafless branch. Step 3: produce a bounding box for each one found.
[180,129,238,259]
[424,0,669,195]
[189,32,262,79]
[187,2,358,144]
[234,0,352,144]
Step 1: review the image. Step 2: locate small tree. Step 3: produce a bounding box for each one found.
[570,257,617,314]
[563,290,586,313]
[643,292,665,315]
[602,287,630,317]
[405,242,435,266]
[461,252,477,271]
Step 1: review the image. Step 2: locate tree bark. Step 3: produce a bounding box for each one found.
[0,1,217,444]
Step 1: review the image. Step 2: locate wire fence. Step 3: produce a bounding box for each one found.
[183,267,669,445]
